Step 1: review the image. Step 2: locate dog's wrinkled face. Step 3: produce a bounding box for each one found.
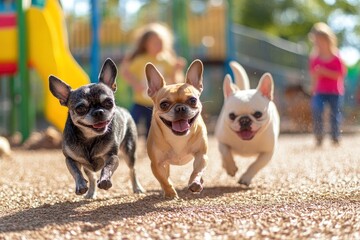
[154,84,201,136]
[67,84,115,137]
[223,73,274,141]
[225,91,270,140]
[146,59,203,136]
[49,58,118,138]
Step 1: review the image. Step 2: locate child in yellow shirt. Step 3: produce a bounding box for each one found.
[120,23,186,137]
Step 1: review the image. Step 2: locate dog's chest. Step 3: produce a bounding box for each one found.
[167,151,193,165]
[163,136,194,165]
[64,142,113,171]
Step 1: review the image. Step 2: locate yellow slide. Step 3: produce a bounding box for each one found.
[27,0,89,130]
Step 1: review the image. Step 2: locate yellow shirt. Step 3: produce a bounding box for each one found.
[128,53,174,106]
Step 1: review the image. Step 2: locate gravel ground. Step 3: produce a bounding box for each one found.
[0,134,359,239]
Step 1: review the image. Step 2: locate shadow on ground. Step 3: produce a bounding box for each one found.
[0,185,250,233]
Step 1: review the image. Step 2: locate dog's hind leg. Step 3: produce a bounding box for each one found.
[84,168,97,199]
[219,143,238,176]
[120,129,145,194]
[239,151,273,186]
[123,155,145,194]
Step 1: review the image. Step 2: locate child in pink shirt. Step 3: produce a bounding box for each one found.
[308,22,347,146]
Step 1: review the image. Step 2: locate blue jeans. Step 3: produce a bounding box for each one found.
[130,103,153,138]
[311,94,343,141]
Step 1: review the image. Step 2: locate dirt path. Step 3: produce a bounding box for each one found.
[0,134,359,239]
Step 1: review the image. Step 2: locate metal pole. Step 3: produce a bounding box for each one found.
[16,0,32,141]
[90,0,100,83]
[172,0,189,61]
[226,0,235,61]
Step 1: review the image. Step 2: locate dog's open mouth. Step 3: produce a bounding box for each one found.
[160,113,199,136]
[236,127,256,140]
[80,120,110,132]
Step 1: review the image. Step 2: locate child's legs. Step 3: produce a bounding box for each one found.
[311,94,325,138]
[328,95,343,141]
[130,104,143,125]
[130,104,152,138]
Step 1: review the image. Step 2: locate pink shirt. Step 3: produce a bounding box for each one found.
[309,54,346,95]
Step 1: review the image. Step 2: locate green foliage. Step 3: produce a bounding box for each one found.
[233,0,360,49]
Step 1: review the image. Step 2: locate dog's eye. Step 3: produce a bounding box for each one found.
[253,111,263,119]
[229,113,236,121]
[103,98,114,109]
[75,104,88,115]
[187,97,197,107]
[160,101,170,111]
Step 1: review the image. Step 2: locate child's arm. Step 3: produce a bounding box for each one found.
[313,57,346,81]
[313,65,343,81]
[169,57,186,84]
[119,58,146,92]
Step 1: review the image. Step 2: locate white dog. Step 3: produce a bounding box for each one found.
[215,61,280,186]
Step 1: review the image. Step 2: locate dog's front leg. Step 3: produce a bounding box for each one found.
[66,157,88,195]
[151,161,177,198]
[219,142,238,176]
[188,153,208,193]
[98,155,119,190]
[239,151,274,186]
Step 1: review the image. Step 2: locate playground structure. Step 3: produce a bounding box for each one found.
[0,0,89,138]
[67,1,227,62]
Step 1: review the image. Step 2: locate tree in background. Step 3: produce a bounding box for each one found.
[233,0,359,52]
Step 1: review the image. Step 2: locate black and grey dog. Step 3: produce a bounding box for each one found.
[49,58,144,198]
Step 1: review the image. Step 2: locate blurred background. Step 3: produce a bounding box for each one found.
[1,0,360,142]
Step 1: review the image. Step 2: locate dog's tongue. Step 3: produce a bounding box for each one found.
[172,120,190,132]
[93,121,107,129]
[239,129,255,140]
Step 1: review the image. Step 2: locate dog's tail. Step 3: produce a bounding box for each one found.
[229,61,250,90]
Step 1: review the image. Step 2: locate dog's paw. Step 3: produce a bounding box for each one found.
[131,178,146,194]
[238,175,251,187]
[223,164,238,177]
[76,186,88,195]
[188,180,203,193]
[164,193,178,199]
[84,191,96,199]
[97,179,112,190]
[163,188,178,199]
[133,185,146,194]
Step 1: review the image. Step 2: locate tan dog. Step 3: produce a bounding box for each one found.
[145,59,208,198]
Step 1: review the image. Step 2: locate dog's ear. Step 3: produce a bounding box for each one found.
[223,74,239,99]
[145,62,165,98]
[230,61,249,90]
[257,73,274,101]
[185,59,203,93]
[49,75,71,106]
[99,58,118,92]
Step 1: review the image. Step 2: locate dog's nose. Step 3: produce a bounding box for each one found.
[92,109,104,117]
[239,116,251,127]
[174,104,187,113]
